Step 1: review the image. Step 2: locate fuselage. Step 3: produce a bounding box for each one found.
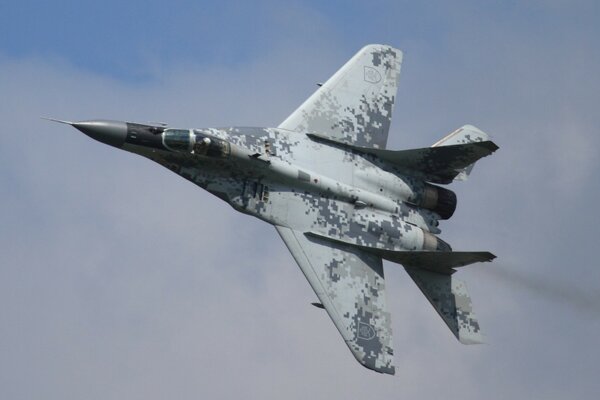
[118,123,452,253]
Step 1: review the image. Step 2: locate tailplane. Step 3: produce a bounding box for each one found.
[431,124,493,181]
[307,124,497,184]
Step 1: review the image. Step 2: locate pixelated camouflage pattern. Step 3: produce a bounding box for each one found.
[63,45,497,375]
[276,226,394,374]
[133,127,441,250]
[404,267,484,344]
[306,130,497,184]
[120,119,495,374]
[278,44,402,149]
[372,140,498,184]
[124,120,492,374]
[431,124,494,181]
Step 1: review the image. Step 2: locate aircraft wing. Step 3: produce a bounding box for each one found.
[275,226,395,375]
[278,44,402,149]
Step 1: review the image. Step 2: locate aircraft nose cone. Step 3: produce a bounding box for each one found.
[72,120,127,148]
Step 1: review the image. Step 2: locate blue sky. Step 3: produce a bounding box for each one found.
[1,1,600,399]
[7,1,588,81]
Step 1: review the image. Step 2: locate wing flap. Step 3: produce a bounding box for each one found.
[276,226,395,374]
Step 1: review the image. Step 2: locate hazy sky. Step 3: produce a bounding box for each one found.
[1,1,599,399]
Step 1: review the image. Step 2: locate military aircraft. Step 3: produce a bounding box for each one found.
[47,44,497,375]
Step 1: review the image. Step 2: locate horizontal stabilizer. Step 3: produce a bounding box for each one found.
[307,132,497,184]
[380,250,496,273]
[405,267,484,344]
[376,141,498,184]
[305,231,495,273]
[431,125,495,181]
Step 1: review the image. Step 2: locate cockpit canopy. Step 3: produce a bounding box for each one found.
[162,129,230,158]
[162,129,191,152]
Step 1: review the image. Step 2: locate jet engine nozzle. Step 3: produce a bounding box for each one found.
[422,231,452,252]
[420,184,457,220]
[71,120,128,148]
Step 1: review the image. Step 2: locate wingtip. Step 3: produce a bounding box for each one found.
[458,329,486,345]
[482,140,500,152]
[459,335,486,345]
[40,117,74,125]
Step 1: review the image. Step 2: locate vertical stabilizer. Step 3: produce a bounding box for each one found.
[405,267,484,344]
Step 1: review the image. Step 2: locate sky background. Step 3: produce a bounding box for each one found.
[1,1,600,398]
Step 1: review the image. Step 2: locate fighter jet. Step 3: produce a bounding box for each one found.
[48,44,497,375]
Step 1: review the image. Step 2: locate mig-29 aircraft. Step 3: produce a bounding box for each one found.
[47,44,498,375]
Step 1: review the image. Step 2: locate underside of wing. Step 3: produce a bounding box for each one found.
[278,44,402,149]
[275,226,395,374]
